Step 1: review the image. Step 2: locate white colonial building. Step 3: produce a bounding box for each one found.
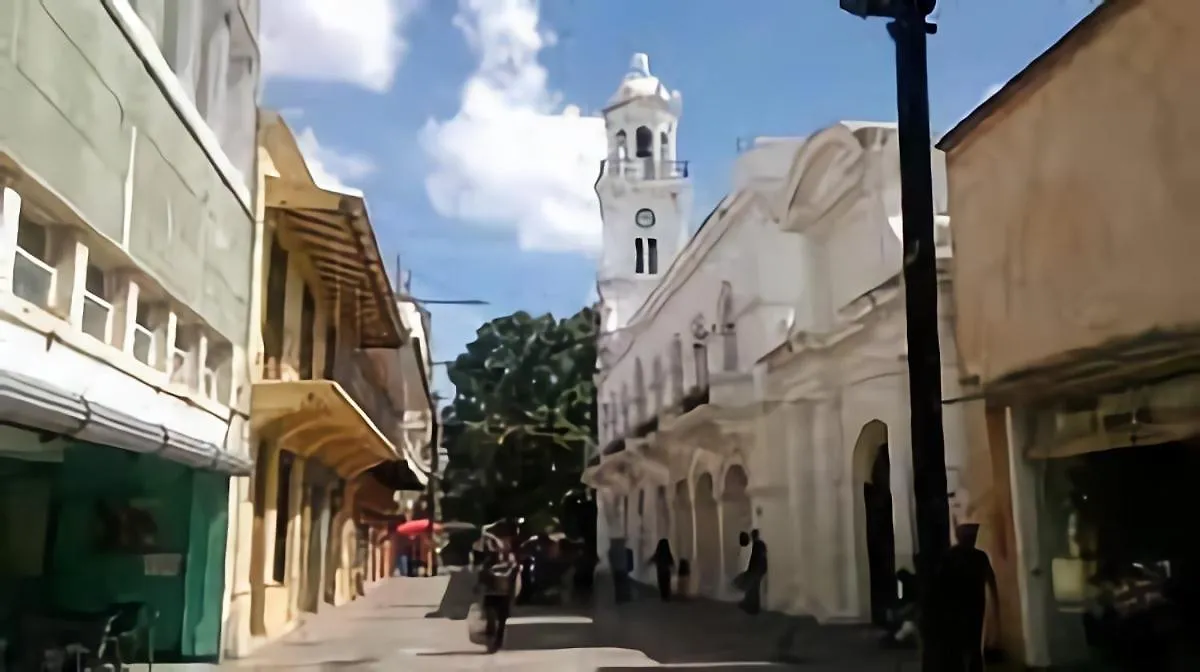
[583,55,970,624]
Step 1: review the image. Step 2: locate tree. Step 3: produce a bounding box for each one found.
[440,307,597,529]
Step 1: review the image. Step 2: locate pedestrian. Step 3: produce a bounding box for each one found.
[923,523,999,672]
[647,538,676,601]
[475,538,519,654]
[739,529,768,614]
[609,542,632,603]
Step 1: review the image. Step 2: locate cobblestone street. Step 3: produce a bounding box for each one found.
[227,575,918,671]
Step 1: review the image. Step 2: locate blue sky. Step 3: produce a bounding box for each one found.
[260,0,1097,402]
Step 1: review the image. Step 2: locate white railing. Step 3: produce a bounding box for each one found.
[12,248,54,308]
[131,324,155,367]
[81,293,114,344]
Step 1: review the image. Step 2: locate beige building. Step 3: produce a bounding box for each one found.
[938,0,1200,666]
[222,113,435,657]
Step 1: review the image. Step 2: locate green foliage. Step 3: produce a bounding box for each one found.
[440,307,598,525]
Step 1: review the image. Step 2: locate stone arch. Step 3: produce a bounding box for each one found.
[781,123,866,227]
[851,419,894,625]
[693,471,720,597]
[720,463,753,595]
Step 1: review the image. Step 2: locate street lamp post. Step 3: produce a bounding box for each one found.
[840,0,949,662]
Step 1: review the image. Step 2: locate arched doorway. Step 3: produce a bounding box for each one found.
[655,486,670,547]
[672,480,693,565]
[694,472,720,597]
[854,421,895,626]
[721,465,752,592]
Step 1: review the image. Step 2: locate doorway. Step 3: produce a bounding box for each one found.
[864,441,896,626]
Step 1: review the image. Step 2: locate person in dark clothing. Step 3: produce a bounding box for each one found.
[924,523,998,672]
[740,529,768,614]
[476,543,519,654]
[647,538,676,601]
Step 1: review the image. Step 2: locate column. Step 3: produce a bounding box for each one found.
[285,456,307,620]
[110,273,142,356]
[810,398,844,619]
[715,497,727,599]
[281,255,304,379]
[1006,407,1051,667]
[0,180,22,294]
[49,231,89,328]
[151,307,180,376]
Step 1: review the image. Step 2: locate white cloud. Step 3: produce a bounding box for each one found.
[420,0,607,254]
[261,0,421,92]
[294,127,376,192]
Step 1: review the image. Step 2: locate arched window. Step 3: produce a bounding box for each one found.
[669,336,684,402]
[635,126,653,158]
[719,282,738,371]
[634,359,646,424]
[614,130,628,160]
[660,130,670,162]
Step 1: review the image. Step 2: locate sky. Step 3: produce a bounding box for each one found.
[260,0,1099,403]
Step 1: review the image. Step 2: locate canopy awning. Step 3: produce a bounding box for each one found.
[251,380,399,478]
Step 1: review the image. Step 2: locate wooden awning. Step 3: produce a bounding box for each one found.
[251,380,400,478]
[266,178,404,348]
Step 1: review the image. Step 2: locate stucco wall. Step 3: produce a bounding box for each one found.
[0,0,254,342]
[945,0,1200,386]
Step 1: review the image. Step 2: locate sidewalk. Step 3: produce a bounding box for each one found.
[597,579,919,671]
[225,574,922,670]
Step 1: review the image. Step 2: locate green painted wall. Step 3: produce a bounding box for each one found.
[0,0,253,342]
[0,437,230,659]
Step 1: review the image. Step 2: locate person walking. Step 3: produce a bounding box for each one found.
[476,539,519,654]
[923,523,999,672]
[740,529,768,615]
[647,539,676,601]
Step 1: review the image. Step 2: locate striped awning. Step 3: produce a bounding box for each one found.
[266,176,404,348]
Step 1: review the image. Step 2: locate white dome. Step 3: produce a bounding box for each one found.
[606,53,673,109]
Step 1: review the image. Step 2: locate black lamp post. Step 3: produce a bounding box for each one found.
[840,0,949,664]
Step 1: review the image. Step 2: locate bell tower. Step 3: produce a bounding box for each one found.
[595,53,692,334]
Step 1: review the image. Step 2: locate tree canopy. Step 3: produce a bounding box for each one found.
[439,307,597,528]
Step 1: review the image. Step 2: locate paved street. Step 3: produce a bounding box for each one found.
[227,574,918,671]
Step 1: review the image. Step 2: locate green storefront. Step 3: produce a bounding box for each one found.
[0,430,229,661]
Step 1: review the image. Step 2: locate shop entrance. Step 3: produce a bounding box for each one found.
[1039,439,1200,668]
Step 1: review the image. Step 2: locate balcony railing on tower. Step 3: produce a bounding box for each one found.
[601,158,689,181]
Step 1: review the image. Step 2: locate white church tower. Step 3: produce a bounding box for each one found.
[595,53,692,335]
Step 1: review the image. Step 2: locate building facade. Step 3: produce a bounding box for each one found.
[584,56,968,627]
[754,122,966,625]
[0,0,259,662]
[939,0,1200,666]
[222,113,434,657]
